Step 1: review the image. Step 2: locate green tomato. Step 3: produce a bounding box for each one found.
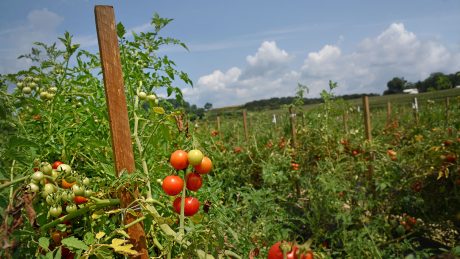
[49,206,62,217]
[40,91,48,99]
[84,189,93,197]
[138,91,147,100]
[40,162,52,175]
[188,149,204,166]
[72,184,85,196]
[32,171,44,182]
[66,204,77,214]
[28,183,39,193]
[46,194,54,205]
[22,87,32,94]
[147,94,157,101]
[82,177,90,186]
[57,164,72,174]
[43,183,56,196]
[51,170,59,180]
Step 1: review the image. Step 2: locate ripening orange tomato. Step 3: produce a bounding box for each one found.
[170,150,189,170]
[194,156,212,174]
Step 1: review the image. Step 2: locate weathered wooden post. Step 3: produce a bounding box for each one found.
[445,97,450,127]
[243,109,249,144]
[362,96,374,193]
[289,106,297,148]
[343,110,349,134]
[386,101,392,126]
[217,116,221,132]
[363,96,372,142]
[412,97,419,125]
[95,6,148,258]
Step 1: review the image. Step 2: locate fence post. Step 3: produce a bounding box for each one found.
[95,5,148,257]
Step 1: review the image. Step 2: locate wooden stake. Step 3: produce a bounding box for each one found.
[243,110,249,144]
[217,116,221,132]
[386,101,392,126]
[413,97,419,125]
[95,6,147,258]
[362,96,374,193]
[289,106,297,148]
[343,110,349,134]
[363,96,372,141]
[445,97,450,127]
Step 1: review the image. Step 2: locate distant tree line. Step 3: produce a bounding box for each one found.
[161,99,212,120]
[384,71,460,95]
[242,93,379,111]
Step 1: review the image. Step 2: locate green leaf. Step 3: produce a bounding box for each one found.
[84,232,95,245]
[94,246,114,259]
[117,22,126,38]
[61,236,89,251]
[38,237,50,251]
[54,247,62,259]
[44,251,54,259]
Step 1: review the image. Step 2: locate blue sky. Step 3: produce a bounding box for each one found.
[1,0,459,107]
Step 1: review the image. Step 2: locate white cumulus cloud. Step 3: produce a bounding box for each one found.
[185,41,298,107]
[188,22,460,108]
[299,22,460,96]
[0,8,64,74]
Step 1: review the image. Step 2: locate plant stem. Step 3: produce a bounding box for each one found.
[0,175,28,191]
[133,87,153,200]
[40,198,120,231]
[179,170,186,237]
[9,160,16,205]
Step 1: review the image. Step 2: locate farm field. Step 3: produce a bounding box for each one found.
[1,10,460,259]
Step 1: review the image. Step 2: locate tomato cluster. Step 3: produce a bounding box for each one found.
[268,241,314,259]
[26,160,93,218]
[162,149,212,217]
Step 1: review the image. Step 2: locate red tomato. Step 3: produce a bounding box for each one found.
[162,175,184,196]
[299,251,314,259]
[52,161,63,170]
[387,149,397,157]
[267,241,297,259]
[74,196,88,205]
[194,156,212,174]
[170,150,189,170]
[186,172,203,191]
[61,179,76,189]
[173,196,200,216]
